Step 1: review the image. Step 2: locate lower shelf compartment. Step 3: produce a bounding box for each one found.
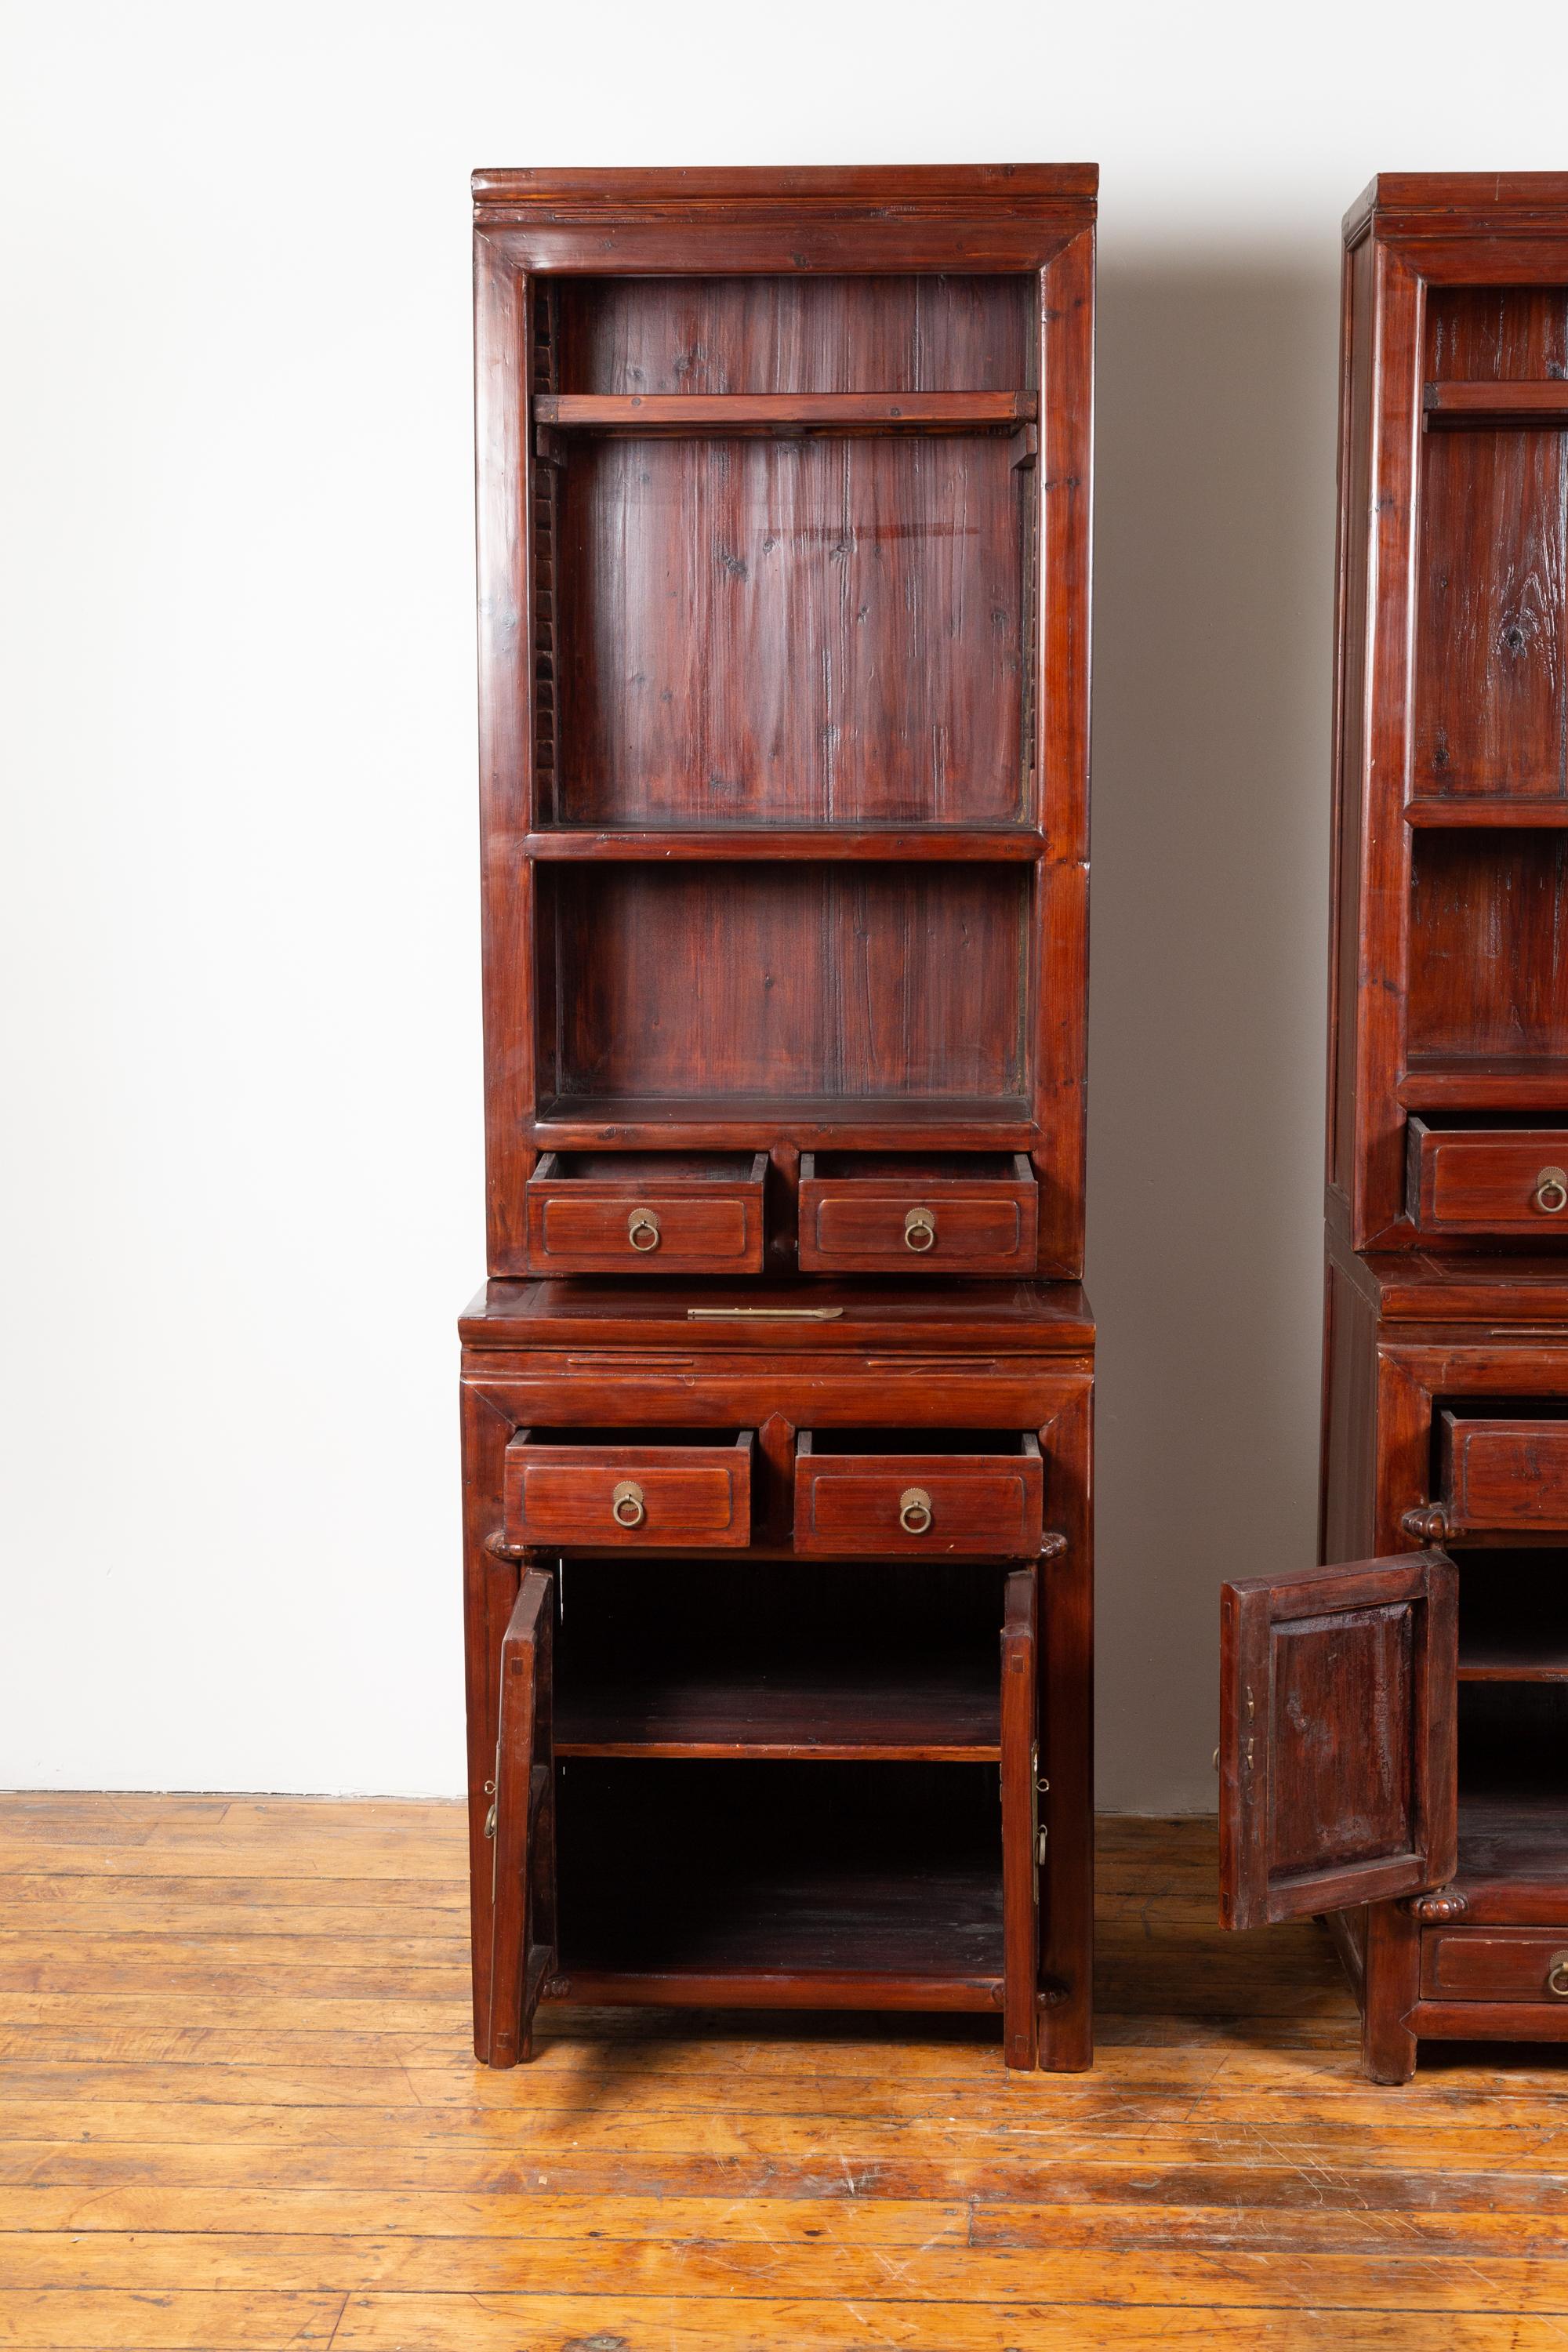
[554,1758,1004,1998]
[1457,1681,1568,1886]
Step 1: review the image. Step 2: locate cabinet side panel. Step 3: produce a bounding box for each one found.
[475,241,537,1272]
[1328,232,1377,1214]
[1322,1254,1379,1564]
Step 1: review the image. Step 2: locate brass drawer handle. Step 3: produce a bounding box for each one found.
[1534,1168,1568,1215]
[899,1486,933,1534]
[904,1207,936,1252]
[1548,1951,1568,1998]
[611,1480,646,1528]
[628,1207,662,1251]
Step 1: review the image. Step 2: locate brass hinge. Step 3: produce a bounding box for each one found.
[1400,1503,1450,1544]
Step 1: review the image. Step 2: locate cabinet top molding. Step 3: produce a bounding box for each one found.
[472,163,1098,223]
[1346,171,1568,243]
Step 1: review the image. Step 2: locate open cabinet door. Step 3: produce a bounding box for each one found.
[1219,1551,1457,1931]
[487,1570,557,2065]
[1000,1567,1040,2069]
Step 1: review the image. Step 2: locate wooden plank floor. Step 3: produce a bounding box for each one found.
[2,1802,1566,2351]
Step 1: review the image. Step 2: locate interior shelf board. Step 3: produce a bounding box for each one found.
[1404,796,1568,827]
[1457,1789,1568,1885]
[534,390,1037,437]
[526,825,1044,863]
[557,1855,1005,1988]
[1425,379,1568,428]
[1398,1058,1568,1111]
[1458,1646,1568,1682]
[532,1095,1039,1149]
[555,1662,1001,1762]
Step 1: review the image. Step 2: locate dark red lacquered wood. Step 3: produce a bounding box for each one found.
[466,165,1096,2075]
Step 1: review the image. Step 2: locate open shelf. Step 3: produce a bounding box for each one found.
[525,826,1045,863]
[557,1663,999,1760]
[536,390,1036,436]
[1458,1552,1568,1682]
[1425,380,1568,428]
[545,426,1031,829]
[1404,833,1568,1100]
[536,862,1032,1129]
[1457,1682,1568,1882]
[1400,1058,1568,1112]
[555,1559,1005,1760]
[555,1757,1004,2001]
[533,1094,1037,1149]
[1405,798,1568,827]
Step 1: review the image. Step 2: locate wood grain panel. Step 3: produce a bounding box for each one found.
[1407,832,1568,1064]
[554,433,1028,825]
[557,273,1034,397]
[541,864,1029,1107]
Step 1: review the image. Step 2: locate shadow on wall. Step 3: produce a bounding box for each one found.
[1088,251,1343,1813]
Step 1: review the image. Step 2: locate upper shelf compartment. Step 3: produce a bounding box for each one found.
[1412,289,1568,813]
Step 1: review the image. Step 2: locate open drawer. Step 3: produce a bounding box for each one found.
[525,1151,768,1275]
[793,1429,1044,1557]
[505,1429,755,1549]
[1406,1118,1568,1236]
[797,1152,1037,1275]
[1437,1409,1568,1535]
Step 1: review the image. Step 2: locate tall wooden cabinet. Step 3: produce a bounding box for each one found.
[1220,176,1568,2078]
[462,167,1098,2074]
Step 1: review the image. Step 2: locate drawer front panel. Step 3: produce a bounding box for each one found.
[797,1153,1037,1275]
[1422,1928,1568,2005]
[538,1192,757,1266]
[1407,1119,1568,1234]
[1438,1411,1568,1531]
[506,1436,753,1548]
[794,1446,1044,1558]
[808,1192,1027,1267]
[525,1152,767,1275]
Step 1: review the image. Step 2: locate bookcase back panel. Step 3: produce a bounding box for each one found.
[1428,285,1568,382]
[556,274,1035,397]
[539,863,1029,1109]
[1415,426,1567,799]
[1408,832,1568,1065]
[1415,286,1568,802]
[553,433,1029,826]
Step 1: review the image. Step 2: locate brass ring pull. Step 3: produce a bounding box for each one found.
[1534,1168,1568,1215]
[898,1486,933,1535]
[1548,1952,1568,1999]
[611,1480,646,1528]
[628,1207,662,1251]
[904,1207,936,1252]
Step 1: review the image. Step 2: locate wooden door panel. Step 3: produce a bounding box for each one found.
[1219,1552,1457,1930]
[487,1571,557,2066]
[1000,1567,1040,2069]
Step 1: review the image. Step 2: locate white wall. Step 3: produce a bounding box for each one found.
[4,0,1566,1802]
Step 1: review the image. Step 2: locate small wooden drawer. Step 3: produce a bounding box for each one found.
[793,1429,1044,1558]
[525,1151,768,1275]
[505,1429,754,1549]
[1406,1118,1568,1235]
[1438,1410,1568,1534]
[1422,1927,1568,2005]
[797,1152,1037,1274]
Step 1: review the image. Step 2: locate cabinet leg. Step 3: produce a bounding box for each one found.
[1361,1900,1419,2084]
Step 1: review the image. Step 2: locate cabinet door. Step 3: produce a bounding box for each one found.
[1219,1552,1457,1930]
[1000,1567,1040,2069]
[487,1571,557,2065]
